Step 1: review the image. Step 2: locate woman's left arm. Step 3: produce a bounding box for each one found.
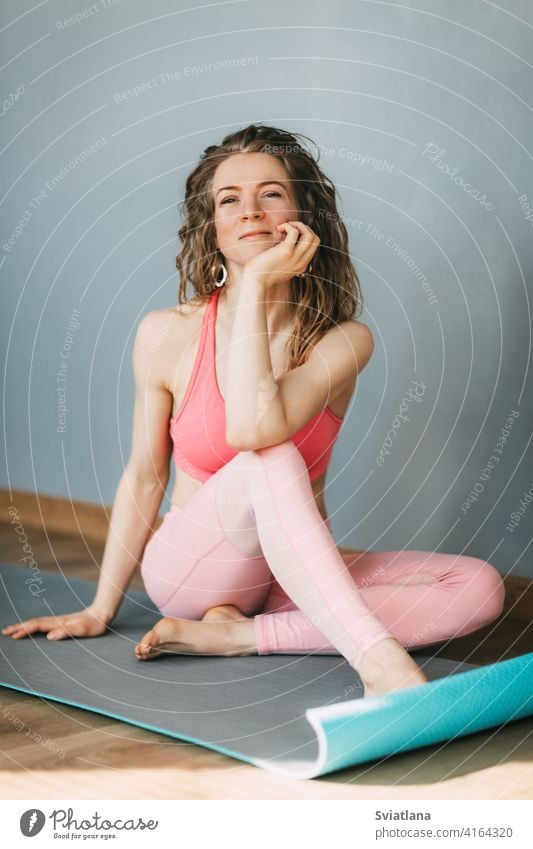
[224,274,374,450]
[224,220,373,450]
[224,275,285,448]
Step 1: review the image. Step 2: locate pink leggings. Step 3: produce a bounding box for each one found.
[141,441,505,671]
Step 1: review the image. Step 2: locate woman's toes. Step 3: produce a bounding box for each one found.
[134,629,161,660]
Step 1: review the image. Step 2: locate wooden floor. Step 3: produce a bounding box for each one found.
[0,517,532,800]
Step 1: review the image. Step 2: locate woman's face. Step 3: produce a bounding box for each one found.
[211,152,300,266]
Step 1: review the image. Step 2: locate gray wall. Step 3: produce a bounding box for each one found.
[2,0,532,576]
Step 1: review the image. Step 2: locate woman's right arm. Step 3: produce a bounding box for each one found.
[88,463,170,626]
[2,311,175,640]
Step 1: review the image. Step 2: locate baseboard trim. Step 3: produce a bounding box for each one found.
[0,487,148,541]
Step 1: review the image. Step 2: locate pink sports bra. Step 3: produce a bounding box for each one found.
[169,287,344,483]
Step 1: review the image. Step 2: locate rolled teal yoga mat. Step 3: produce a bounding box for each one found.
[1,562,532,779]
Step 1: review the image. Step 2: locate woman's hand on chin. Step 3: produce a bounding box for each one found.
[242,220,320,290]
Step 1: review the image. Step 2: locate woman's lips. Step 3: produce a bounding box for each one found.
[240,231,271,239]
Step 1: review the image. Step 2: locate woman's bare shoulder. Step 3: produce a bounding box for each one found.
[134,299,207,390]
[137,297,206,346]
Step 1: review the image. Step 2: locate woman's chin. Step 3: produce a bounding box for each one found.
[234,243,274,261]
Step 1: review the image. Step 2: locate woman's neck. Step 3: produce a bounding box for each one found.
[217,277,294,338]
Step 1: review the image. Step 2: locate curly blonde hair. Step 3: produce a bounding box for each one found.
[175,123,363,371]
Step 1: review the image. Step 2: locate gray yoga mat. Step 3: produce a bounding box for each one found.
[1,562,532,779]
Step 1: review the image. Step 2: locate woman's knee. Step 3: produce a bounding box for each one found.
[463,557,506,627]
[251,439,308,476]
[257,438,301,458]
[225,439,308,481]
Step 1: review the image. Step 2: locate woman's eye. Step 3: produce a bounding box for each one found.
[220,191,281,205]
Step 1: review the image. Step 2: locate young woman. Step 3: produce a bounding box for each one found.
[2,124,505,698]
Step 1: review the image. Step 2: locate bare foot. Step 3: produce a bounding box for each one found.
[134,605,256,661]
[357,638,429,698]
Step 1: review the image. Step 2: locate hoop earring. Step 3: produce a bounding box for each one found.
[297,262,313,279]
[213,262,227,288]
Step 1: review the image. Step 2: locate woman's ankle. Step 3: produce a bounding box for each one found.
[228,618,257,656]
[357,637,418,687]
